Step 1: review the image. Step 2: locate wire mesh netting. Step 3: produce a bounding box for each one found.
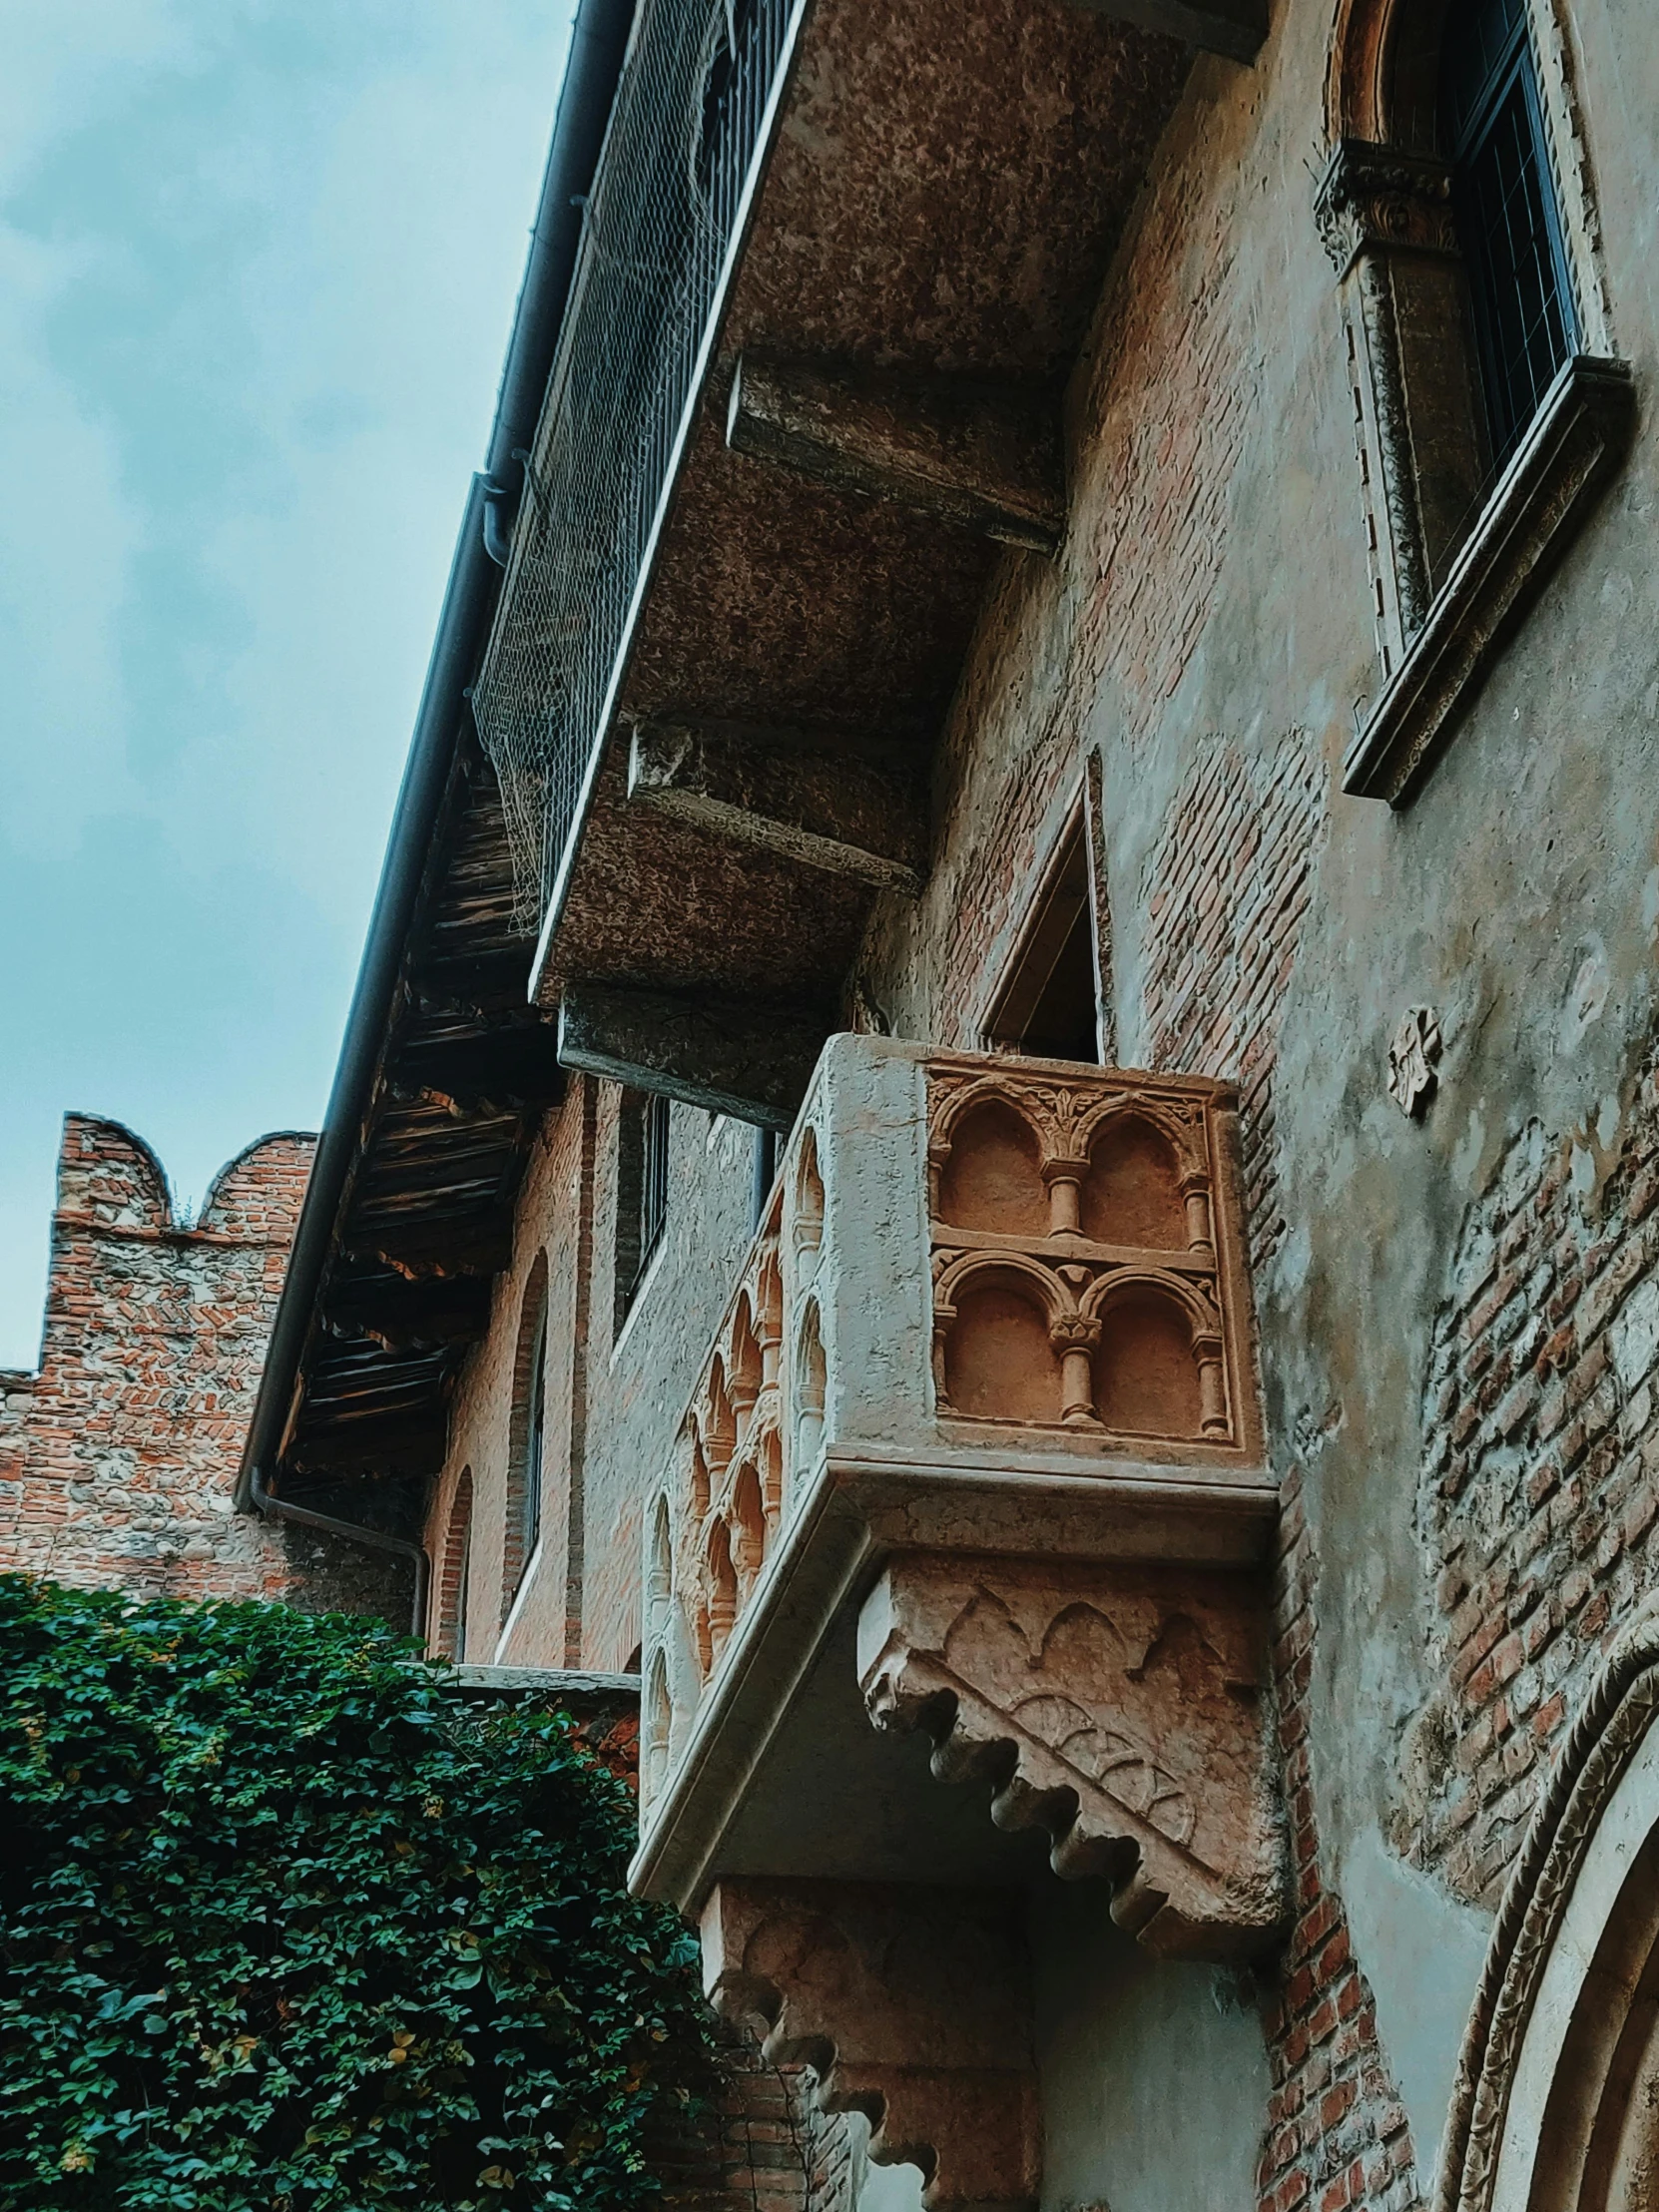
[472,0,799,931]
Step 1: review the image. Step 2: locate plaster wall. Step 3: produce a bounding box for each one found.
[421,0,1659,2202]
[1031,1880,1267,2212]
[844,0,1659,2196]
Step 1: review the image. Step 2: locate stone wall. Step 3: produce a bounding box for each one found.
[410,0,1659,2203]
[431,1081,761,1674]
[0,1113,401,1617]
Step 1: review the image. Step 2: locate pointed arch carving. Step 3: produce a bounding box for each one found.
[858,1552,1286,1959]
[701,1877,1040,2212]
[925,1061,1252,1450]
[1437,1600,1659,2212]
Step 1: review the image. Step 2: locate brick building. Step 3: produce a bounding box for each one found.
[0,1114,401,1616]
[216,0,1659,2202]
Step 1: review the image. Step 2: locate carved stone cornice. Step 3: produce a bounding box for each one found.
[702,1877,1040,2212]
[1314,139,1457,279]
[857,1553,1288,1959]
[1431,1598,1659,2212]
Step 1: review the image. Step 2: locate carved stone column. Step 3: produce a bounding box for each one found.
[857,1553,1288,1959]
[1314,141,1485,666]
[701,1877,1040,2212]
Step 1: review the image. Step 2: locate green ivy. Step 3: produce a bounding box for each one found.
[0,1575,710,2211]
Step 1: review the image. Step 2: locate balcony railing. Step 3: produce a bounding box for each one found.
[472,0,804,926]
[634,1039,1285,2198]
[638,1035,1270,1815]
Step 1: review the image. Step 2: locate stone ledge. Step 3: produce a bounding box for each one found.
[449,1664,640,1714]
[1344,354,1635,807]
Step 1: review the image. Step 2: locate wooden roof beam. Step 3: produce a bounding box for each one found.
[727,355,1064,553]
[627,718,925,895]
[557,980,827,1129]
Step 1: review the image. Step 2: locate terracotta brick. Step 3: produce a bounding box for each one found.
[0,1117,398,1619]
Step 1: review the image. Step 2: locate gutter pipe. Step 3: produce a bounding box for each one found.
[236,0,634,1526]
[251,1465,430,1642]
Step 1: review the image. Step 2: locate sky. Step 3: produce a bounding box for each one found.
[0,1,574,1367]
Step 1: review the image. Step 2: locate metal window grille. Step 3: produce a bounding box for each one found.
[639,1094,672,1278]
[472,0,801,928]
[1441,0,1578,472]
[523,1316,547,1558]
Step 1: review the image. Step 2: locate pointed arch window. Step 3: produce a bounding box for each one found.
[1316,0,1632,805]
[1441,0,1577,470]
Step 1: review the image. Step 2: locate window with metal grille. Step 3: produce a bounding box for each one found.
[1441,0,1578,472]
[616,1091,673,1324]
[522,1314,547,1562]
[640,1094,671,1273]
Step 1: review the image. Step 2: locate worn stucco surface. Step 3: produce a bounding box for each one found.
[432,0,1659,2199]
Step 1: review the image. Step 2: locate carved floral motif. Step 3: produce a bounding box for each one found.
[1386,1005,1441,1116]
[1313,139,1458,277]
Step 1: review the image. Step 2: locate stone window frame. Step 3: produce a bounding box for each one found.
[613,1088,673,1333]
[1317,0,1634,808]
[977,767,1116,1064]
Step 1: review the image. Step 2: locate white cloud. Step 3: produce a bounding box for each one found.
[0,3,573,1364]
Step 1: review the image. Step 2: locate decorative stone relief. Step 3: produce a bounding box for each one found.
[1386,1005,1441,1116]
[641,1041,1269,1847]
[926,1067,1248,1450]
[701,1876,1039,2212]
[1313,141,1458,279]
[1436,1599,1659,2212]
[857,1553,1288,1959]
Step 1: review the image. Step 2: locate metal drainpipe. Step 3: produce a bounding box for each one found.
[251,1465,430,1643]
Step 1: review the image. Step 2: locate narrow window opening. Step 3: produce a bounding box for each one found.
[982,813,1101,1063]
[453,1513,471,1661]
[521,1312,547,1566]
[1441,0,1578,473]
[640,1092,671,1271]
[616,1090,673,1325]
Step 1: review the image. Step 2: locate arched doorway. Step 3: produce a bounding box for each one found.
[1440,1603,1659,2212]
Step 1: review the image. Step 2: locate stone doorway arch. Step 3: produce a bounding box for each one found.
[1438,1602,1659,2212]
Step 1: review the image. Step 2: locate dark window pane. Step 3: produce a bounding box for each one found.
[639,1095,671,1276]
[524,1318,547,1557]
[1441,0,1577,469]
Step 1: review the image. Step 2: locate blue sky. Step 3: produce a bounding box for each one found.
[0,2,572,1366]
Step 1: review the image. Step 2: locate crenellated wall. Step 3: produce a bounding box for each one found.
[0,1115,402,1617]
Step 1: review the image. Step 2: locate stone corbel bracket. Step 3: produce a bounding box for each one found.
[857,1552,1288,1959]
[702,1877,1041,2212]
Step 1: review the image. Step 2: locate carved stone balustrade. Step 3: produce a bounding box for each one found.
[633,1037,1285,2207]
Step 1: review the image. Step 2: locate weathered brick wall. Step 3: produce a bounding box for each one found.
[0,1113,399,1616]
[1260,1464,1422,2212]
[431,1076,757,1675]
[1137,729,1328,1266]
[431,1080,593,1669]
[1400,1042,1659,1907]
[643,2018,866,2212]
